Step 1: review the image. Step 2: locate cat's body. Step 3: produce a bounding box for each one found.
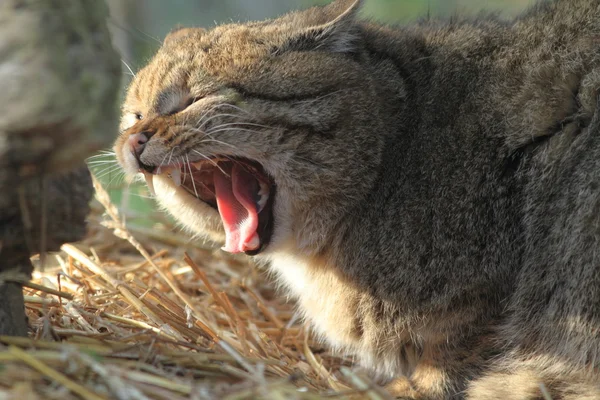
[114,1,600,398]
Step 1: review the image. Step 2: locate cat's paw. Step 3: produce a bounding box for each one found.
[384,377,421,399]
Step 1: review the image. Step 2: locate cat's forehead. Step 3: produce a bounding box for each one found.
[157,18,300,67]
[129,26,275,92]
[123,8,331,113]
[122,27,255,114]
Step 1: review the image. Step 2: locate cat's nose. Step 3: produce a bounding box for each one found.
[128,132,151,159]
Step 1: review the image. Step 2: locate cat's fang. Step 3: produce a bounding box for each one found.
[170,168,182,186]
[257,194,268,212]
[258,181,269,197]
[257,183,269,212]
[143,172,156,196]
[245,233,260,251]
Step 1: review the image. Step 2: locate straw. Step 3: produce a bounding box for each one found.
[0,174,392,399]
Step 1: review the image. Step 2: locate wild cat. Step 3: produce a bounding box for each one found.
[114,1,600,398]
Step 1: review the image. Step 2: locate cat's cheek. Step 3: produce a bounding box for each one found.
[153,175,226,243]
[113,140,140,177]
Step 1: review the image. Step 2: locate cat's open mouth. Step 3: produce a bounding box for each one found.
[143,157,275,256]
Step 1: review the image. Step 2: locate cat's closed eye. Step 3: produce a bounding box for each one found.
[166,97,196,116]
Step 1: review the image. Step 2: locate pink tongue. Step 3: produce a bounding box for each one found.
[214,163,260,253]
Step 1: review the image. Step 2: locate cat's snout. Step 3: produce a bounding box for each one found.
[128,131,151,160]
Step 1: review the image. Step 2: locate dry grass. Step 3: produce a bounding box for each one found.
[0,176,394,400]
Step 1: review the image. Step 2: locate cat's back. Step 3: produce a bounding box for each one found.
[338,0,600,311]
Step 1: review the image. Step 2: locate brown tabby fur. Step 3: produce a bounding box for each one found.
[114,1,600,398]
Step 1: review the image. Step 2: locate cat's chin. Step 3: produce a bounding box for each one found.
[145,157,276,256]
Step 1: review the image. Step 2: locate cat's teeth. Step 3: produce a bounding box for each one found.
[258,182,269,196]
[245,234,260,251]
[143,172,156,196]
[170,168,182,186]
[192,162,203,170]
[257,182,269,212]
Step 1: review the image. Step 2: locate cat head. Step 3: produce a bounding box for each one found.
[114,0,383,257]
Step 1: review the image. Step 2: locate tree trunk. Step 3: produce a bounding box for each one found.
[0,0,121,336]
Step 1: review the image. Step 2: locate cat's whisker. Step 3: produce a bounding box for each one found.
[217,103,251,115]
[185,154,200,198]
[86,154,117,162]
[176,156,186,185]
[121,59,136,78]
[86,158,119,164]
[86,163,119,170]
[197,138,240,149]
[87,150,116,157]
[156,151,172,174]
[105,170,127,188]
[197,112,246,131]
[222,155,252,172]
[166,146,178,167]
[202,127,264,136]
[93,167,125,186]
[199,181,216,197]
[92,171,119,183]
[193,105,244,130]
[126,193,155,200]
[184,128,241,149]
[191,150,228,176]
[207,121,272,131]
[176,156,187,185]
[92,163,122,175]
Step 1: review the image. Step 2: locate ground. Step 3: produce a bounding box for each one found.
[0,175,393,400]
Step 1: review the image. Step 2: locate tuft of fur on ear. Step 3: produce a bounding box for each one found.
[164,26,205,45]
[278,0,363,54]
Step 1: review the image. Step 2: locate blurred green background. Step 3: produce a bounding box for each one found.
[107,0,532,67]
[96,0,532,220]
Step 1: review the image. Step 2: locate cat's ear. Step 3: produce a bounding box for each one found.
[279,0,362,54]
[164,26,206,45]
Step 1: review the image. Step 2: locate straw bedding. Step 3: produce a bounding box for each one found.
[0,175,394,399]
